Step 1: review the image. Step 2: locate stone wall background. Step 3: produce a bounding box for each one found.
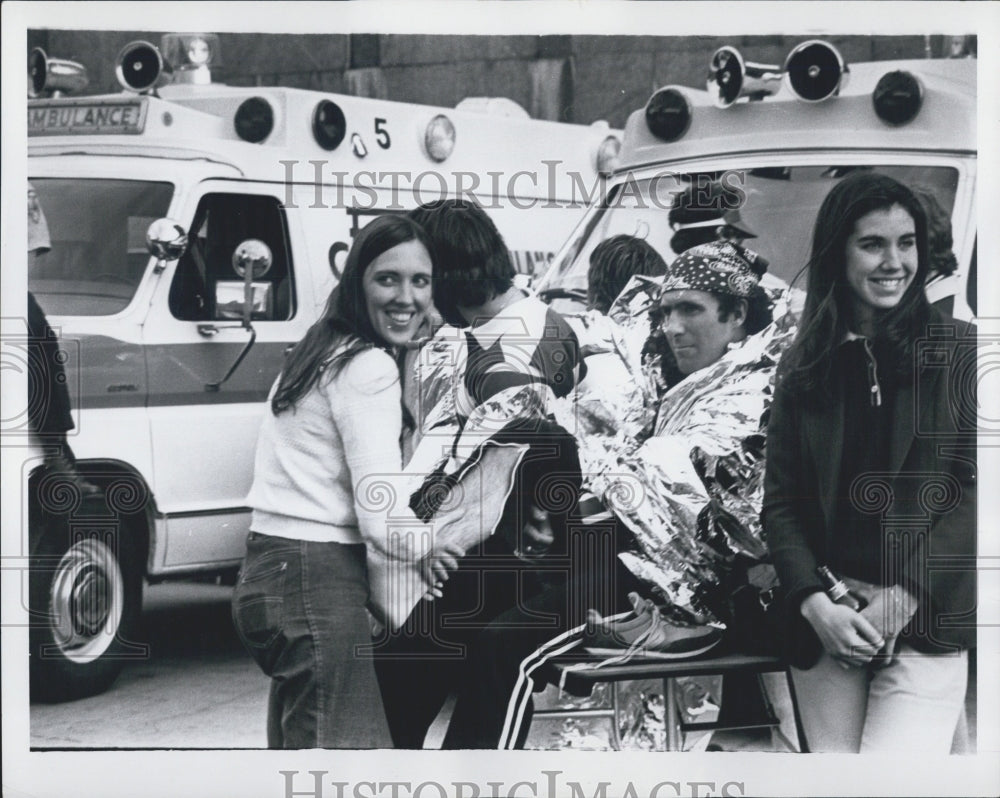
[27,30,967,127]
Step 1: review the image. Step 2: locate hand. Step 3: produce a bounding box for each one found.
[859,584,918,640]
[871,633,901,668]
[800,592,885,668]
[421,540,464,591]
[841,575,880,606]
[419,541,464,603]
[421,581,445,602]
[520,505,555,556]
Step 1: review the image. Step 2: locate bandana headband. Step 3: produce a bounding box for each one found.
[660,240,767,299]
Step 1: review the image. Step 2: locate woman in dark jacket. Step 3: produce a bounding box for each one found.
[762,172,976,752]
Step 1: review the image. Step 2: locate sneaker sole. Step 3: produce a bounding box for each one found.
[583,636,722,660]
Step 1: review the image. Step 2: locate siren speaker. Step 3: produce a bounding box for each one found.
[707,46,782,108]
[28,47,89,97]
[784,40,848,103]
[116,41,171,93]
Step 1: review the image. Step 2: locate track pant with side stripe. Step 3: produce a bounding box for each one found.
[441,559,644,749]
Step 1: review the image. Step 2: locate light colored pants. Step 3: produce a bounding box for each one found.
[791,643,968,753]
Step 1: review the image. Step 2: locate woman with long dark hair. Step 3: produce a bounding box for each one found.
[232,214,459,748]
[763,172,976,752]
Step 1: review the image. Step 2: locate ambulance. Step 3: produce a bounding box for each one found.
[22,34,620,700]
[536,40,977,322]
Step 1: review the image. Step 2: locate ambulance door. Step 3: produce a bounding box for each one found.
[143,183,312,571]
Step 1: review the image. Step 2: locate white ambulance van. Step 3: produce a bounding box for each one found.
[22,34,620,700]
[536,41,976,322]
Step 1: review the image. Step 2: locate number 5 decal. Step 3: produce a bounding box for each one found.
[375,118,390,149]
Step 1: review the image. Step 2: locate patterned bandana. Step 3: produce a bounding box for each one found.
[660,240,766,298]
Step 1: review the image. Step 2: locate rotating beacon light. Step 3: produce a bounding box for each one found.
[234,96,276,143]
[313,100,347,150]
[159,33,222,85]
[645,87,692,142]
[872,70,923,126]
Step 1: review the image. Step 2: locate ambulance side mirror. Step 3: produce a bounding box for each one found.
[230,239,273,329]
[146,218,188,273]
[204,239,273,393]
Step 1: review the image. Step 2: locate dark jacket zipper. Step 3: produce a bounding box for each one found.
[862,338,883,407]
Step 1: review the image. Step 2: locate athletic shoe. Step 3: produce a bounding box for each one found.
[583,592,722,660]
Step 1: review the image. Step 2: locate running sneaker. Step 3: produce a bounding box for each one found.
[583,592,722,660]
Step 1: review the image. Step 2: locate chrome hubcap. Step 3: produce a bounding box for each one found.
[49,538,124,661]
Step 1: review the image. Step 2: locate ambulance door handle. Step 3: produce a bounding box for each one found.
[197,324,220,337]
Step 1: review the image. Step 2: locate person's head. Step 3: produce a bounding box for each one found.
[803,171,929,337]
[586,235,668,314]
[408,199,514,327]
[326,213,433,347]
[780,172,931,401]
[668,180,756,255]
[272,214,432,413]
[654,240,771,375]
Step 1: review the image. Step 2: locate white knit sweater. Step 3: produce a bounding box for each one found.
[248,346,404,546]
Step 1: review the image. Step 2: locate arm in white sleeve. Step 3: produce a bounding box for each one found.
[327,348,421,556]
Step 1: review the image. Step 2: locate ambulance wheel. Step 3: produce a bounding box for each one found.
[29,508,143,702]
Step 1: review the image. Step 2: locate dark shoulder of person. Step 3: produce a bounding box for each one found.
[918,306,976,370]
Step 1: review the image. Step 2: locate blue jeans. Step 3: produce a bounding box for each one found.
[231,531,392,748]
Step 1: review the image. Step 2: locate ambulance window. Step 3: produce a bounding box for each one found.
[28,179,173,316]
[169,193,295,322]
[539,164,960,313]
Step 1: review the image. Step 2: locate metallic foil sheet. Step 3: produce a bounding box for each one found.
[529,677,721,751]
[406,326,556,466]
[555,281,799,625]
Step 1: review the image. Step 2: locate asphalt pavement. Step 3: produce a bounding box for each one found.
[30,581,269,749]
[29,581,977,752]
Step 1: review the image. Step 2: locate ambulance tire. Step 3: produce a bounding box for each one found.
[29,489,144,703]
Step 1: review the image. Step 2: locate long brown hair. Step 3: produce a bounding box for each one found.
[271,214,431,415]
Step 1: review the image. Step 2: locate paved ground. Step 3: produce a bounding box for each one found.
[30,582,270,749]
[30,581,978,752]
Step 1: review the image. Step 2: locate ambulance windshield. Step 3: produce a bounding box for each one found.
[28,178,174,316]
[539,164,959,314]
